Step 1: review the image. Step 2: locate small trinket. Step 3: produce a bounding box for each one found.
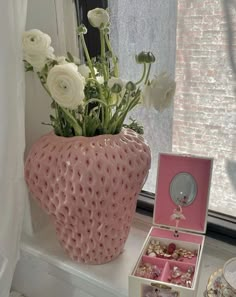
[168,265,195,288]
[171,266,182,279]
[150,239,156,245]
[180,272,191,282]
[167,243,176,254]
[187,266,194,274]
[135,262,162,280]
[186,280,192,288]
[172,252,179,260]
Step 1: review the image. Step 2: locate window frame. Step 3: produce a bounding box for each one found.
[74,0,236,243]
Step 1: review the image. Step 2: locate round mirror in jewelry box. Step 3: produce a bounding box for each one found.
[129,153,213,297]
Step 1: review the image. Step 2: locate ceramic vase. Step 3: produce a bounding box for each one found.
[25,128,151,264]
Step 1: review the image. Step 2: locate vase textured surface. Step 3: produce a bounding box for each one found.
[25,128,151,264]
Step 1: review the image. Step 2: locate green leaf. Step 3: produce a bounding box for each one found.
[42,63,48,74]
[25,66,33,72]
[41,122,53,127]
[67,52,74,62]
[50,114,56,122]
[83,115,101,137]
[51,101,56,109]
[59,106,82,136]
[123,117,144,134]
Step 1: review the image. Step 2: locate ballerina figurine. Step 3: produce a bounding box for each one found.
[170,205,186,237]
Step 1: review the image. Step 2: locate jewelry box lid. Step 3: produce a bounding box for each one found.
[153,153,213,234]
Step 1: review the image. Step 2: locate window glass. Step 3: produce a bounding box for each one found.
[174,0,236,217]
[109,0,177,192]
[109,0,236,217]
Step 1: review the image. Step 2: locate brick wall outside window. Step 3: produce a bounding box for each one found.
[173,0,236,216]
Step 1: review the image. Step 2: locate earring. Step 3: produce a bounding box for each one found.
[171,266,182,279]
[186,280,192,288]
[135,262,162,280]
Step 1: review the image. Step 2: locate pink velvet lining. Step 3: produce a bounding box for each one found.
[150,227,203,244]
[154,154,212,233]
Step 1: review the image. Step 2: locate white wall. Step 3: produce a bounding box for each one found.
[23,0,78,235]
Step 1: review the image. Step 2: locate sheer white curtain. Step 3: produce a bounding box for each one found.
[0,0,28,296]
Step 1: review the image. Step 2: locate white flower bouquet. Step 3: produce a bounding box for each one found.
[22,8,176,137]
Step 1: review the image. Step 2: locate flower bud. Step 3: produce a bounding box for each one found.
[77,24,87,35]
[87,8,109,29]
[135,51,156,64]
[108,77,124,93]
[126,81,136,91]
[111,83,122,93]
[103,26,110,34]
[106,51,113,58]
[146,52,156,63]
[135,51,148,64]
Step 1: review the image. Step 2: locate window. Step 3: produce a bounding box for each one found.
[174,0,236,218]
[74,0,236,225]
[109,0,177,194]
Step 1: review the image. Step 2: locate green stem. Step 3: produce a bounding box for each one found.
[37,74,63,135]
[83,98,108,108]
[135,63,147,85]
[104,33,119,77]
[80,34,96,79]
[113,94,140,133]
[82,119,86,136]
[100,104,105,128]
[99,29,108,81]
[145,63,152,84]
[60,106,82,136]
[37,73,51,97]
[107,91,131,133]
[38,73,82,136]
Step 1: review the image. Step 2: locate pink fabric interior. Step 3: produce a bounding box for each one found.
[136,255,196,284]
[154,154,212,233]
[161,260,196,283]
[141,255,167,269]
[150,227,203,244]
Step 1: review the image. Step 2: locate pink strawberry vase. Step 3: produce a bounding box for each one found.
[25,128,151,264]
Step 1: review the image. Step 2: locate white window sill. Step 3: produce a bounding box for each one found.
[12,214,235,297]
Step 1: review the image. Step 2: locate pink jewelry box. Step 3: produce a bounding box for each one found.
[129,153,213,297]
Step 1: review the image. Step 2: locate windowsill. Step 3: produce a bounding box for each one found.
[13,214,236,297]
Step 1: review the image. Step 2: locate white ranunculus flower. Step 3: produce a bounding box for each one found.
[56,56,68,65]
[108,77,124,92]
[73,56,81,65]
[24,53,48,72]
[78,64,90,78]
[96,75,104,84]
[22,29,51,54]
[87,8,109,28]
[22,29,54,71]
[24,47,54,72]
[47,63,85,110]
[142,73,176,112]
